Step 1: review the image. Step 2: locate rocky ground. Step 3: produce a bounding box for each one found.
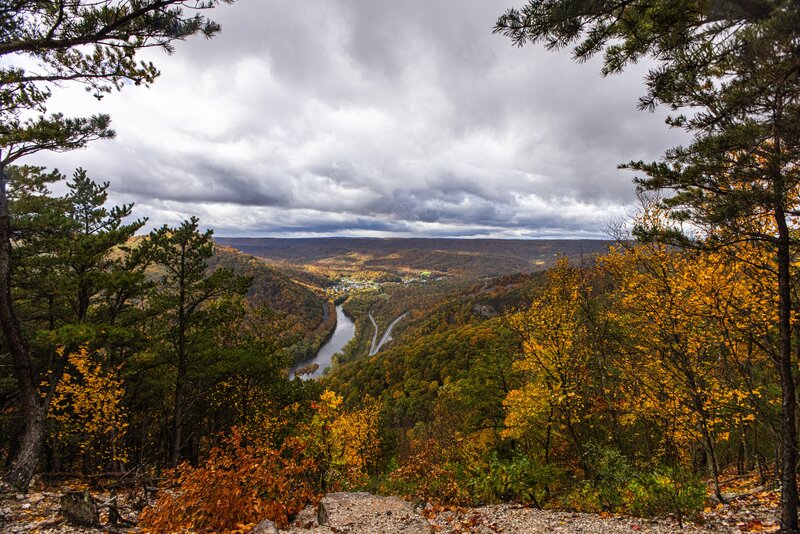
[282,492,780,533]
[0,479,148,534]
[0,483,782,533]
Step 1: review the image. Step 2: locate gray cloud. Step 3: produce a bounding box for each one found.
[31,0,687,238]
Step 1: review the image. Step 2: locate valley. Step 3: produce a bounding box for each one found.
[215,237,613,282]
[2,1,794,532]
[215,237,596,377]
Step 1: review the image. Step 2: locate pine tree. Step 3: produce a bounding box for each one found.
[144,218,249,467]
[2,166,150,475]
[0,1,234,491]
[496,2,800,528]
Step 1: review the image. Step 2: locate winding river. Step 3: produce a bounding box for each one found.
[291,305,355,380]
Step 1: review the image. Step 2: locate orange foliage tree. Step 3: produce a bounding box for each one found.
[139,389,382,532]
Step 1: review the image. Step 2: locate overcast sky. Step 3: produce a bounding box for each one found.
[32,0,687,239]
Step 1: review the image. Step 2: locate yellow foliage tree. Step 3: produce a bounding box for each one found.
[503,258,592,470]
[599,241,775,500]
[48,345,128,470]
[301,390,381,490]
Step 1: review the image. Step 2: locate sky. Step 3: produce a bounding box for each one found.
[32,0,688,239]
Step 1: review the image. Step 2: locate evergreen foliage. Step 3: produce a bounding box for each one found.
[0,0,235,491]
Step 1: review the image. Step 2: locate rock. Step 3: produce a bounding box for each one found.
[292,503,319,529]
[317,498,329,526]
[250,518,279,533]
[0,481,15,495]
[305,492,432,533]
[60,490,100,527]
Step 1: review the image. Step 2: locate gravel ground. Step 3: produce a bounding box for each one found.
[284,493,779,533]
[0,481,145,534]
[424,505,725,533]
[1,486,781,533]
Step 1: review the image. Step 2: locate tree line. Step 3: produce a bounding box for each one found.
[0,164,318,484]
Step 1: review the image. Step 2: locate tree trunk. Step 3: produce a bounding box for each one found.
[0,161,43,492]
[776,209,798,532]
[171,283,187,468]
[4,403,46,491]
[701,422,725,503]
[171,362,185,468]
[693,390,725,504]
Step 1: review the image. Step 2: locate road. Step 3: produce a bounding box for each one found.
[369,311,408,356]
[368,311,380,356]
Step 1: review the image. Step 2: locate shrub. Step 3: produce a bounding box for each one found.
[561,480,605,512]
[624,467,705,527]
[466,453,559,507]
[383,439,466,504]
[559,445,704,523]
[585,444,631,511]
[139,429,320,532]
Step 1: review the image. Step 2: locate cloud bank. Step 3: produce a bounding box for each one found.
[33,0,687,238]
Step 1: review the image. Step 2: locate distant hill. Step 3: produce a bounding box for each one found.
[214,237,614,280]
[208,245,325,334]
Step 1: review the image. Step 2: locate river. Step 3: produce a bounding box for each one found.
[291,305,355,380]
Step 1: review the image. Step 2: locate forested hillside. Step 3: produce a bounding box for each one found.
[323,247,785,521]
[326,273,532,429]
[208,245,325,335]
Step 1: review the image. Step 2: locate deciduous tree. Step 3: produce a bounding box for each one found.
[496,2,800,528]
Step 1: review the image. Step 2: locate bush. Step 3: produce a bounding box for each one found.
[624,467,705,527]
[561,481,605,512]
[585,444,631,511]
[139,429,320,532]
[562,444,632,512]
[466,453,559,507]
[382,439,466,504]
[558,445,704,524]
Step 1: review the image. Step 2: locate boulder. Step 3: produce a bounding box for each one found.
[250,518,279,533]
[60,490,100,527]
